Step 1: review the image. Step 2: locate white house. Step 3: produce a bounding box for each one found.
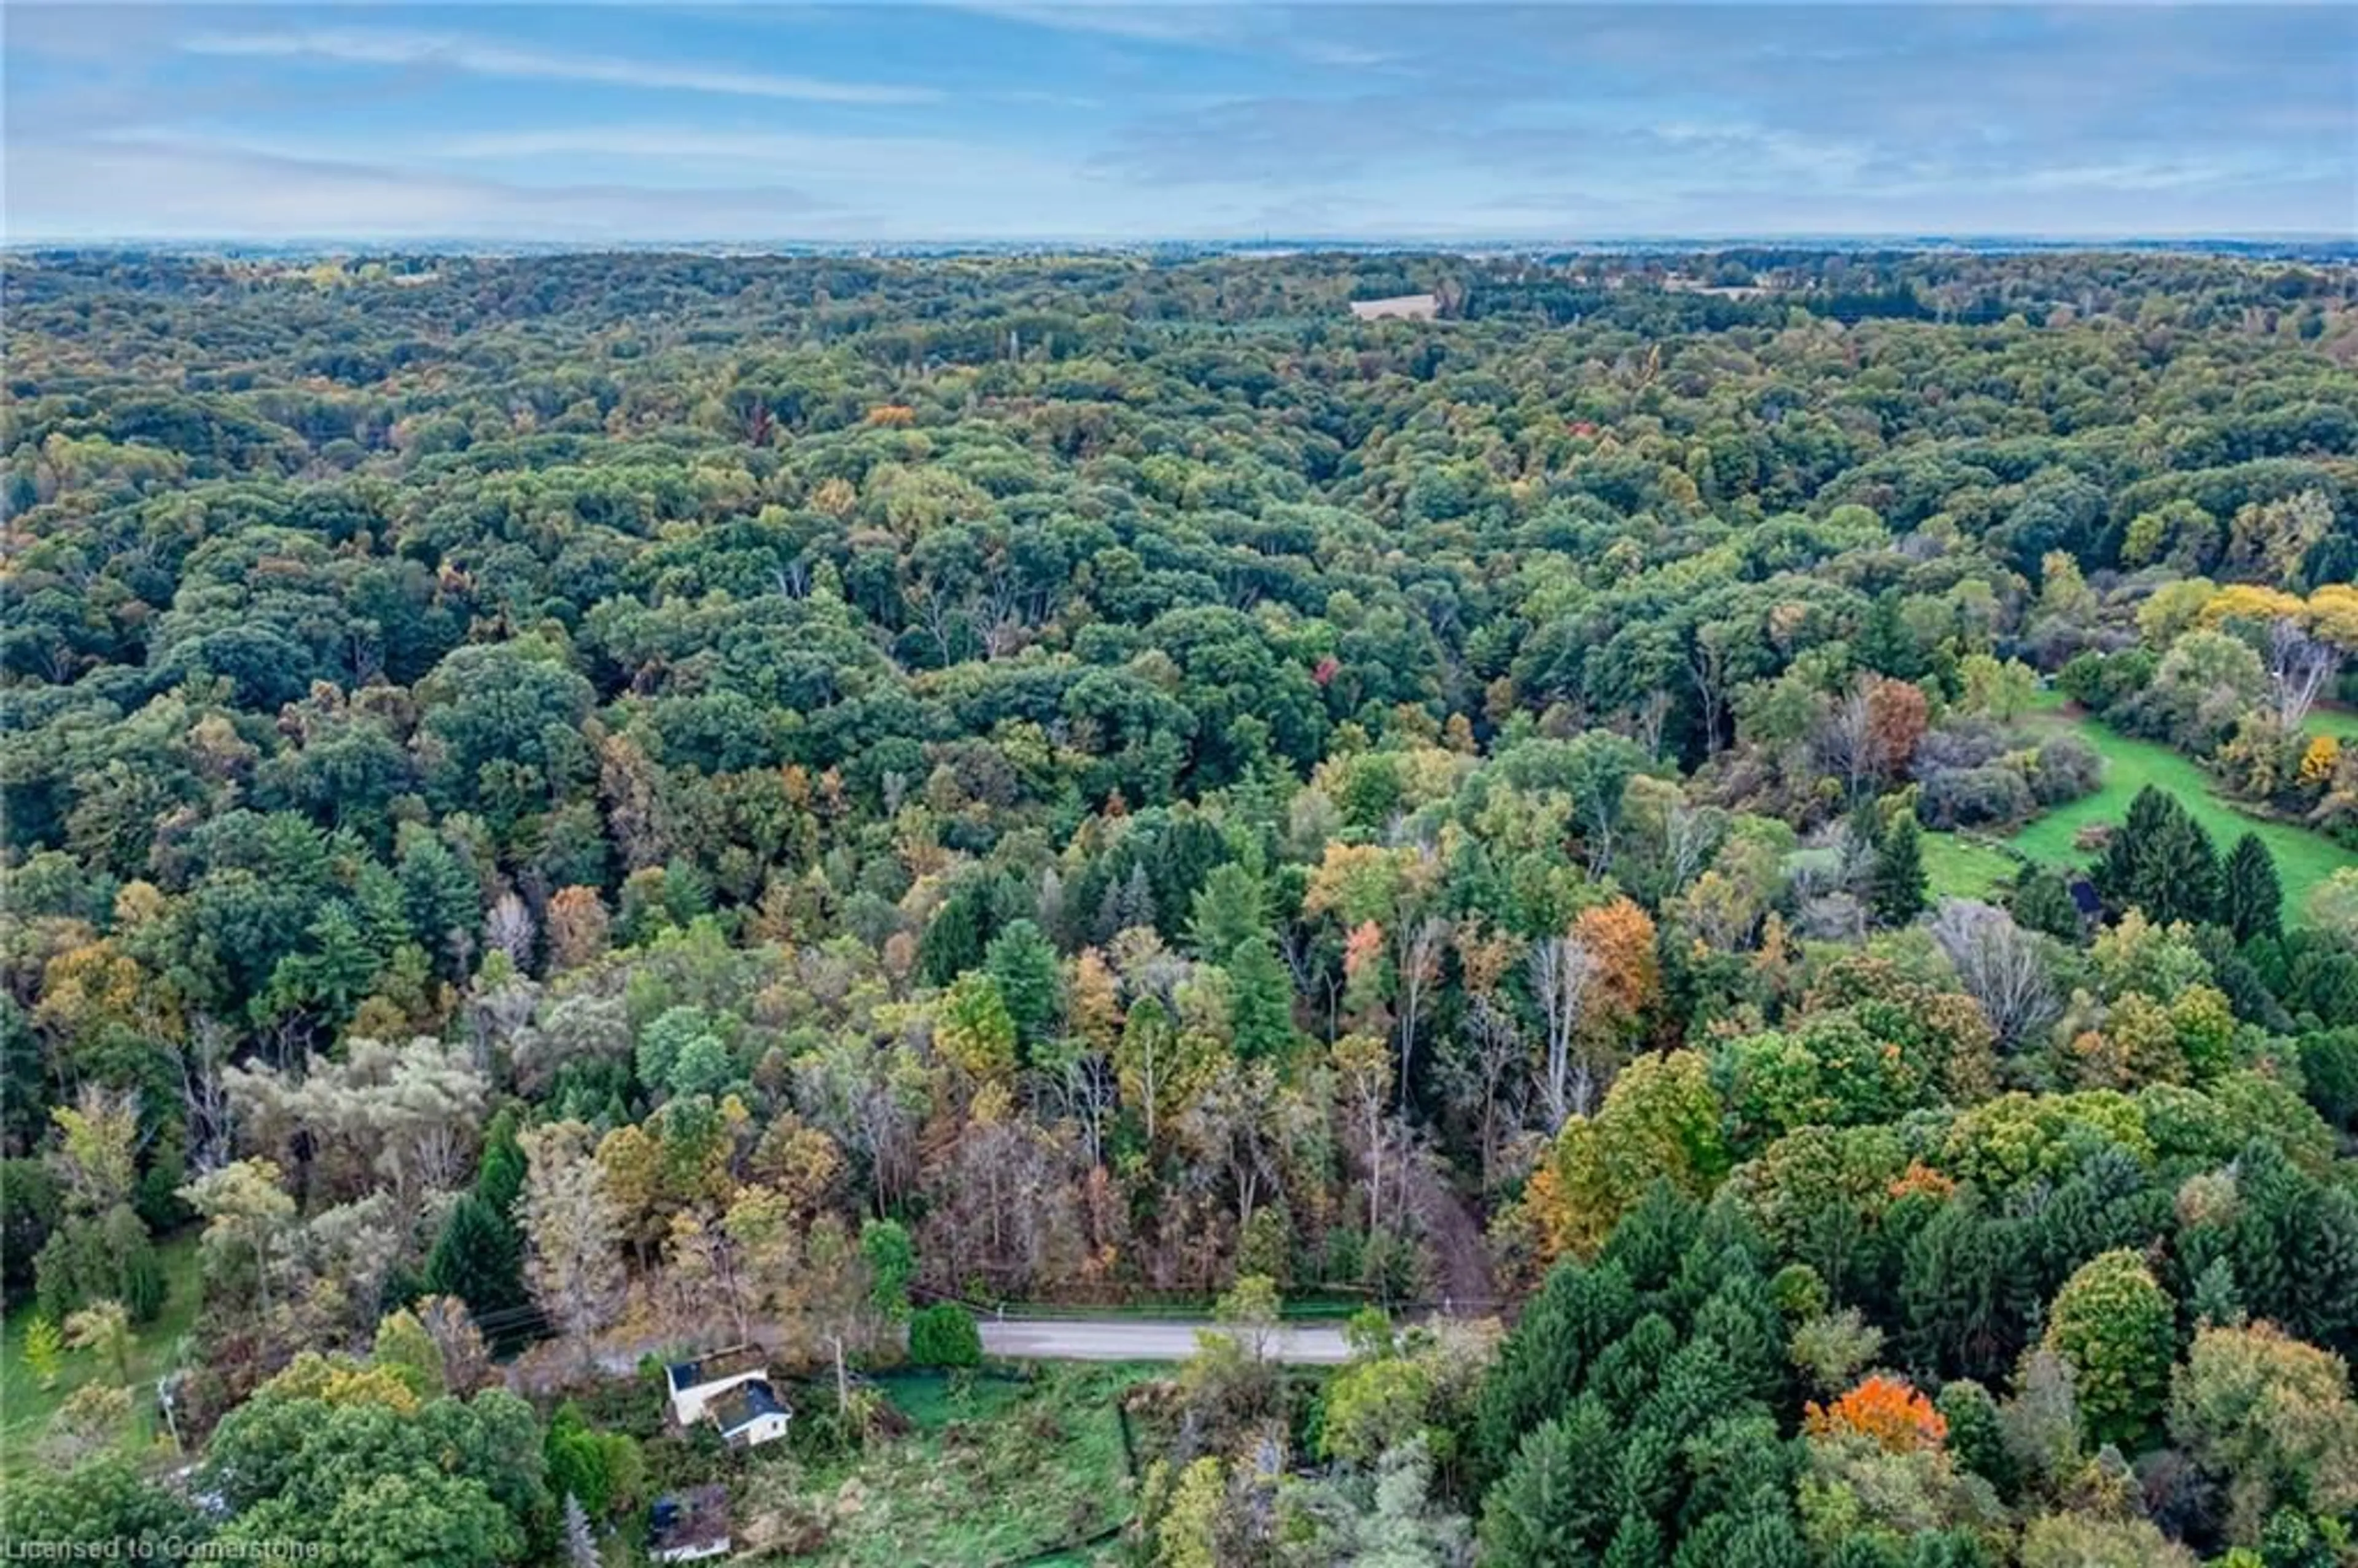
[664,1347,792,1448]
[708,1379,792,1449]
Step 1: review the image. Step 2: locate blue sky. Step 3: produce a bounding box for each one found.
[6,3,2352,243]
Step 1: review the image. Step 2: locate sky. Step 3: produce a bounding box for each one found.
[5,2,2353,244]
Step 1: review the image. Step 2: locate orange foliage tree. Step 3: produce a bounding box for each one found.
[1804,1374,1948,1453]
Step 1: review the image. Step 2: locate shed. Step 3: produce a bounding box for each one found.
[649,1485,731,1564]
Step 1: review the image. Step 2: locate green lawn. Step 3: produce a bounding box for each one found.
[0,1232,205,1468]
[2303,705,2358,744]
[1923,832,2021,904]
[2001,708,2358,920]
[737,1365,1154,1568]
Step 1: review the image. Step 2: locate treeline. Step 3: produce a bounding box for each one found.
[3,247,2357,1566]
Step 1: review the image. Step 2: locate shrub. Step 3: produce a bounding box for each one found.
[908,1302,982,1368]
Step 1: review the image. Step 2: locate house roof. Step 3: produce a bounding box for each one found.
[709,1378,790,1434]
[649,1485,730,1553]
[667,1344,769,1392]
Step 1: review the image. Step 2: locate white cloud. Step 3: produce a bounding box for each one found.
[181,27,938,105]
[4,136,845,243]
[931,2,1238,46]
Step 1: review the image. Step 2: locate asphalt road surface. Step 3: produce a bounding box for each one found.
[978,1316,1353,1365]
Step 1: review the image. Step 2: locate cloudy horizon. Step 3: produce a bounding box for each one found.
[6,2,2354,245]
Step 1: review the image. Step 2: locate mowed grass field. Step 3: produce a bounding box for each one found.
[1938,697,2358,921]
[1921,832,2021,904]
[0,1232,204,1469]
[2305,705,2358,743]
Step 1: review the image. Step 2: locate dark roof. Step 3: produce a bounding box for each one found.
[649,1485,730,1552]
[2069,879,2103,915]
[667,1344,768,1392]
[710,1378,790,1434]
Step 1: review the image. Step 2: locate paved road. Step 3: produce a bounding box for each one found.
[511,1313,1357,1395]
[978,1316,1353,1365]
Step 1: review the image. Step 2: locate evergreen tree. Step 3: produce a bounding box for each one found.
[1225,937,1296,1058]
[1187,862,1266,959]
[1932,1379,2013,1495]
[1477,1399,1622,1567]
[1687,1268,1788,1405]
[1868,812,1926,927]
[423,1193,527,1325]
[1585,1314,1678,1421]
[561,1494,598,1568]
[2010,866,2084,942]
[1600,1180,1702,1296]
[1472,1259,1639,1483]
[475,1107,526,1216]
[918,876,1007,987]
[2142,810,2223,928]
[2220,832,2282,944]
[2095,786,2177,904]
[982,918,1062,1050]
[1600,1513,1666,1568]
[2187,1256,2245,1329]
[2098,786,2221,926]
[1899,1200,2029,1384]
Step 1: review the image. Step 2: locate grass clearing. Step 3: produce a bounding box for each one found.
[0,1232,205,1468]
[1999,707,2358,918]
[1923,833,2021,904]
[735,1364,1157,1568]
[2303,705,2358,744]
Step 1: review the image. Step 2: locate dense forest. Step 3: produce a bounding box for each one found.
[4,246,2358,1567]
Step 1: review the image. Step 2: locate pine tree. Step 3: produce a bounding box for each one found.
[1477,1399,1622,1565]
[2097,786,2221,926]
[1688,1268,1788,1405]
[1225,937,1295,1058]
[1932,1379,2013,1494]
[476,1106,526,1215]
[2141,810,2222,928]
[2187,1257,2245,1329]
[2095,786,2176,904]
[2010,867,2084,942]
[1601,1180,1702,1296]
[1471,1259,1639,1482]
[2220,833,2282,944]
[424,1192,527,1322]
[1187,862,1266,959]
[982,918,1062,1050]
[562,1492,599,1568]
[1600,1513,1666,1568]
[1868,811,1926,927]
[1900,1200,2028,1384]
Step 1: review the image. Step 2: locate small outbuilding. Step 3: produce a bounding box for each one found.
[648,1485,731,1564]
